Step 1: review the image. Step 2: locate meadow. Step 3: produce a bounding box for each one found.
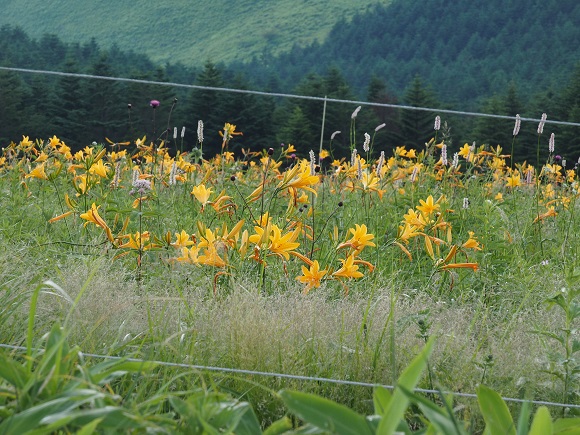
[1,110,580,433]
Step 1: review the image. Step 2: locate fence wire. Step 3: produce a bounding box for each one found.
[1,342,578,410]
[1,65,580,128]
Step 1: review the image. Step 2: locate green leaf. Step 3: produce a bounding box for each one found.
[87,359,157,385]
[236,409,263,435]
[515,401,531,435]
[553,417,580,434]
[528,406,552,435]
[546,294,568,313]
[399,386,467,435]
[377,337,435,435]
[532,330,565,346]
[373,386,392,415]
[0,389,106,434]
[75,418,104,435]
[263,416,293,435]
[0,352,28,389]
[476,385,515,435]
[279,389,373,435]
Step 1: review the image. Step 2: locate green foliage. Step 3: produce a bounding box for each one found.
[0,0,387,65]
[533,271,580,408]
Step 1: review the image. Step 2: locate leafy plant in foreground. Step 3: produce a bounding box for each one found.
[533,268,580,414]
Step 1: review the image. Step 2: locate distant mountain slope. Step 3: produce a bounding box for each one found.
[243,0,580,103]
[0,0,389,64]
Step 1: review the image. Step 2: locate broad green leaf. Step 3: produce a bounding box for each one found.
[263,416,293,435]
[528,406,552,435]
[476,385,515,435]
[234,402,263,435]
[373,386,392,415]
[553,417,580,434]
[87,359,157,385]
[28,408,128,434]
[169,396,202,431]
[0,389,106,434]
[280,389,373,435]
[377,337,435,435]
[76,418,104,435]
[0,352,27,388]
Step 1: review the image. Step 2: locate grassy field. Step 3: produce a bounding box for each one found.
[1,112,580,432]
[0,0,389,64]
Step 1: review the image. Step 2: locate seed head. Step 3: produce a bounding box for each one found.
[351,106,361,119]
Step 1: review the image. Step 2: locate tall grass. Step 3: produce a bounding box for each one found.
[0,113,579,430]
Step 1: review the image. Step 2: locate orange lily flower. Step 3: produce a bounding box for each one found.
[80,203,114,243]
[332,255,364,279]
[296,260,328,294]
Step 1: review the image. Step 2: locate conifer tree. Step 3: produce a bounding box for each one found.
[397,76,438,149]
[53,58,88,149]
[187,61,225,156]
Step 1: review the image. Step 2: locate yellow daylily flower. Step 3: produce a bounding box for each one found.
[119,231,155,251]
[461,231,482,251]
[80,203,114,243]
[89,159,109,178]
[533,206,558,224]
[338,224,376,256]
[191,184,213,208]
[506,170,521,188]
[416,195,440,217]
[268,225,300,260]
[332,254,364,279]
[171,230,196,249]
[296,260,328,294]
[198,245,227,268]
[277,160,319,195]
[25,163,48,180]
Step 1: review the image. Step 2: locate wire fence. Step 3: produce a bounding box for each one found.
[0,342,578,410]
[2,65,580,128]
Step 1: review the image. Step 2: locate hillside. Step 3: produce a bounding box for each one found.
[0,0,389,64]
[240,0,580,103]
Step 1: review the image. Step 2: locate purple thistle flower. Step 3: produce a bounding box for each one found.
[150,100,160,108]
